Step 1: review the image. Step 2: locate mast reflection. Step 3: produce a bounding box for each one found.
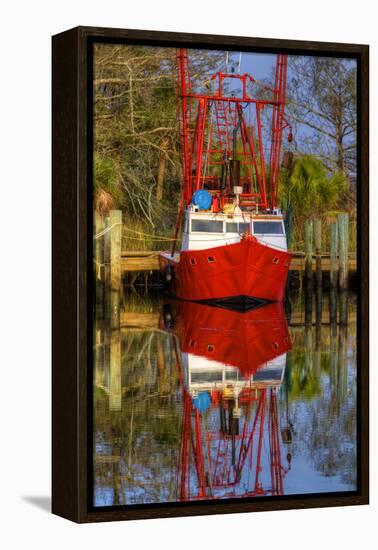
[162,301,292,501]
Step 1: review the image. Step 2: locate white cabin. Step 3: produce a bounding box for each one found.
[182,352,287,399]
[181,205,288,253]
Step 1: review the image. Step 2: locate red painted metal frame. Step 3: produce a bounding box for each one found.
[176,48,290,211]
[177,387,287,501]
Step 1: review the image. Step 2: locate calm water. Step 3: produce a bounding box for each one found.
[93,290,357,506]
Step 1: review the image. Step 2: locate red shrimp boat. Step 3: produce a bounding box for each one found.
[159,49,293,305]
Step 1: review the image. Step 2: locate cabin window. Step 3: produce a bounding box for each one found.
[225,370,238,380]
[226,222,238,232]
[190,258,197,266]
[253,368,282,381]
[253,221,284,234]
[191,371,223,383]
[226,222,251,234]
[191,219,223,233]
[207,256,215,263]
[207,344,215,352]
[239,222,251,233]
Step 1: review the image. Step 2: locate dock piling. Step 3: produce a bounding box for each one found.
[329,288,338,324]
[339,290,349,326]
[338,213,349,290]
[314,218,322,288]
[110,210,122,292]
[304,219,313,285]
[109,210,122,328]
[94,211,105,310]
[329,222,338,289]
[109,329,122,411]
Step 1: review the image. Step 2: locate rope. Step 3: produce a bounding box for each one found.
[93,222,122,240]
[94,222,179,242]
[93,259,107,278]
[123,234,178,242]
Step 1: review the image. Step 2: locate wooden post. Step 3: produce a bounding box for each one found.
[94,211,105,313]
[304,220,313,325]
[304,219,313,285]
[329,222,338,289]
[337,325,348,410]
[339,290,348,326]
[304,324,313,378]
[338,212,349,290]
[109,329,122,412]
[315,286,322,332]
[314,285,322,378]
[109,210,122,328]
[314,218,322,288]
[314,308,322,381]
[110,210,122,291]
[94,320,105,389]
[329,322,338,392]
[94,211,104,278]
[104,216,111,323]
[305,286,312,326]
[329,288,337,324]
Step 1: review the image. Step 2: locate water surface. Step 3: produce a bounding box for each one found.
[93,290,357,506]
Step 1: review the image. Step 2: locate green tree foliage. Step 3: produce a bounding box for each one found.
[94,44,179,227]
[279,155,346,248]
[94,44,227,231]
[280,155,346,216]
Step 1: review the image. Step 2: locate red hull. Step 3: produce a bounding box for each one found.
[170,301,291,376]
[160,238,292,303]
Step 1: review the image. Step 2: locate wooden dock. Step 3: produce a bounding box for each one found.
[119,307,356,330]
[120,250,357,273]
[121,251,160,272]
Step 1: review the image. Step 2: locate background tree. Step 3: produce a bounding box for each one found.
[280,155,346,215]
[286,57,357,186]
[279,155,346,248]
[94,44,229,236]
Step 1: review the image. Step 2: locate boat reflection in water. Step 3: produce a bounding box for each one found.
[162,300,292,501]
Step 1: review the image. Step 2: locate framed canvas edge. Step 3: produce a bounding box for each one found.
[52,26,369,524]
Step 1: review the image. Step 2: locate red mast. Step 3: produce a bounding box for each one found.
[269,54,289,210]
[176,48,290,211]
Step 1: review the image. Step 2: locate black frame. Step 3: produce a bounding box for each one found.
[52,26,369,523]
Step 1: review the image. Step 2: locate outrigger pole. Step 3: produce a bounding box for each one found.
[175,48,290,211]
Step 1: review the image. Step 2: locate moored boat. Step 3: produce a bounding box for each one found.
[160,49,293,305]
[160,192,292,303]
